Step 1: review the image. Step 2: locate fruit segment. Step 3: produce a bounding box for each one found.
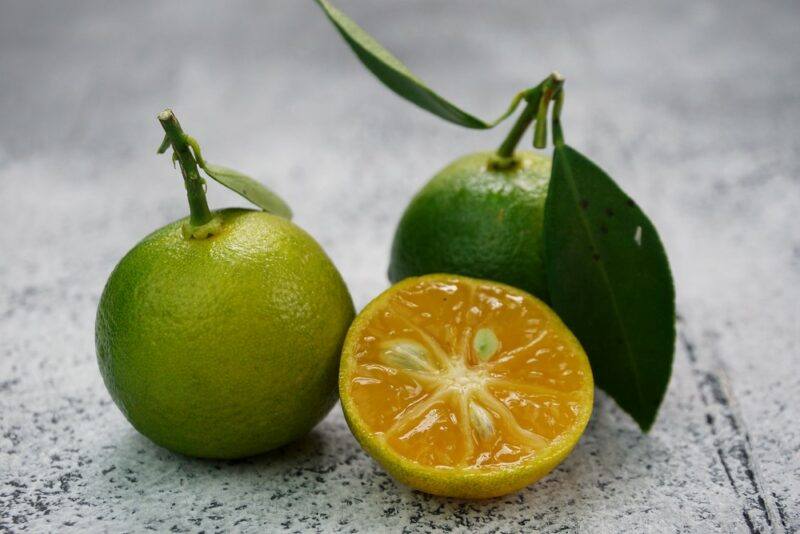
[346,277,593,469]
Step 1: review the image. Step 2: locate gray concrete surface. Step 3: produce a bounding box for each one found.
[1,1,798,532]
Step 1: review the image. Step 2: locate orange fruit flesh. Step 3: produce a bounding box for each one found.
[345,276,593,473]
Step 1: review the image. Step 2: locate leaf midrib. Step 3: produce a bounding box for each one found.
[555,146,649,423]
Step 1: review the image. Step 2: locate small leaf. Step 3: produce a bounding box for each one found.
[544,145,675,431]
[202,163,293,219]
[156,134,171,154]
[314,0,528,129]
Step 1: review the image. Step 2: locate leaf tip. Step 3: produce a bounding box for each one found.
[634,412,657,433]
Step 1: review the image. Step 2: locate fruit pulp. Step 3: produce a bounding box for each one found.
[344,276,593,471]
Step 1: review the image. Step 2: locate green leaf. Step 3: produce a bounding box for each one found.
[544,145,675,431]
[314,0,527,129]
[202,163,293,220]
[179,134,293,219]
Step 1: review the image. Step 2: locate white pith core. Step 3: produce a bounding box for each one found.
[377,329,553,463]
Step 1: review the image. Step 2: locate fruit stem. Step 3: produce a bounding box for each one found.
[158,109,214,229]
[552,89,565,146]
[495,89,540,161]
[495,72,564,160]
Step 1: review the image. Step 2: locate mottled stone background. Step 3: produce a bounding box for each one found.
[1,1,798,532]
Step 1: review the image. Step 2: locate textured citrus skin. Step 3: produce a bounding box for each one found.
[389,151,552,300]
[96,208,355,459]
[340,274,593,499]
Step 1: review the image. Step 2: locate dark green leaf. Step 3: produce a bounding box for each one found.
[314,0,526,129]
[202,163,293,220]
[544,145,675,431]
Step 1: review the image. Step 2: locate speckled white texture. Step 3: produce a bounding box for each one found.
[1,1,798,532]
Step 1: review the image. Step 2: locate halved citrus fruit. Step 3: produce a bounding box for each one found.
[339,274,593,498]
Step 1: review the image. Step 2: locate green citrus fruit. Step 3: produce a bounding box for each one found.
[340,274,593,498]
[389,150,552,300]
[96,208,355,459]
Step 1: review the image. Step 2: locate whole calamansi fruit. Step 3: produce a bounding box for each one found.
[95,111,354,459]
[389,150,551,300]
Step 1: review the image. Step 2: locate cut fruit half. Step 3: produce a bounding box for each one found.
[339,274,593,498]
